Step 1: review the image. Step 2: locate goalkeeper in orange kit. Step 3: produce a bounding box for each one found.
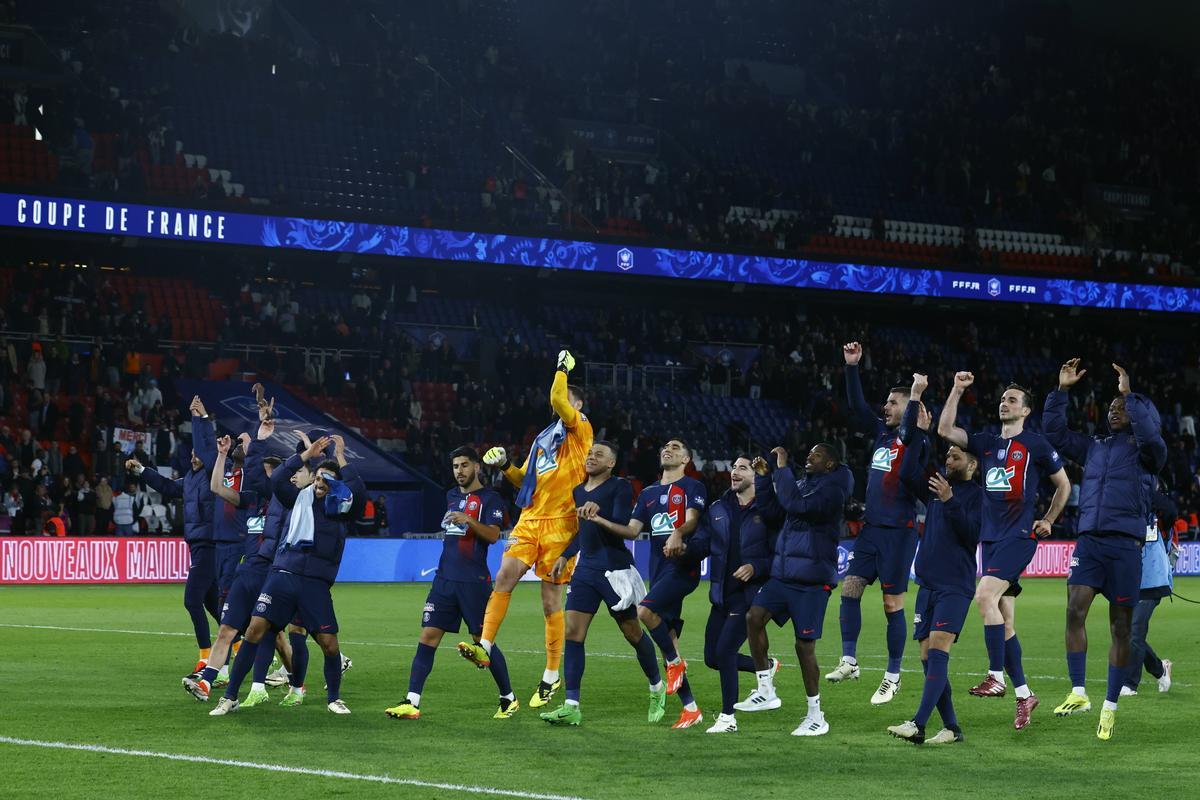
[458,349,593,708]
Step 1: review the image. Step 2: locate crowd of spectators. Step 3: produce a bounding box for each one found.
[2,252,1199,540]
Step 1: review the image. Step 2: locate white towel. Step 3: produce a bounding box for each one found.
[281,485,317,549]
[604,565,647,612]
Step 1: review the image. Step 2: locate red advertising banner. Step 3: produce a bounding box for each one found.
[1021,541,1077,578]
[0,537,191,584]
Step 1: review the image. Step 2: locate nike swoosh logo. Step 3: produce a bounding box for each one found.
[986,567,1001,573]
[935,621,949,627]
[420,567,437,577]
[882,583,895,588]
[320,624,333,630]
[1116,596,1131,602]
[802,629,815,635]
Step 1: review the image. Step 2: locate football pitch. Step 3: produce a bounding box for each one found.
[2,579,1196,800]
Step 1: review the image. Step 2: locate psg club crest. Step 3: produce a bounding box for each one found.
[987,278,1002,297]
[617,247,634,271]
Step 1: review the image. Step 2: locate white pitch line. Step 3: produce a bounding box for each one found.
[0,622,1188,687]
[0,736,590,800]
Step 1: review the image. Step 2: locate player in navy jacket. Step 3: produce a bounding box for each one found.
[1044,359,1167,740]
[683,455,784,732]
[887,374,983,745]
[742,444,854,737]
[831,342,922,706]
[939,371,1070,731]
[212,434,365,716]
[128,399,217,678]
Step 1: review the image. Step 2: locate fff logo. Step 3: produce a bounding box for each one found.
[617,247,634,271]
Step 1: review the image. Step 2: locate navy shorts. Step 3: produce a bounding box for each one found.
[912,585,973,641]
[1068,533,1143,607]
[980,537,1038,589]
[215,541,244,598]
[640,566,700,636]
[566,568,638,621]
[185,541,217,591]
[845,525,919,594]
[220,562,270,631]
[422,575,491,634]
[751,579,832,641]
[256,570,338,634]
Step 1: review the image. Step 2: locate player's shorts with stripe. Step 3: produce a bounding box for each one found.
[422,575,492,633]
[845,525,919,594]
[751,579,832,641]
[565,566,638,621]
[1068,532,1143,607]
[640,565,700,636]
[255,570,338,634]
[506,515,579,584]
[220,561,270,631]
[912,584,972,641]
[980,536,1038,589]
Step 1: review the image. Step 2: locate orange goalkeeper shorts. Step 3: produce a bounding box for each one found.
[505,515,579,584]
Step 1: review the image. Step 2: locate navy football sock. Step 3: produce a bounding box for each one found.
[885,608,906,673]
[983,624,1006,673]
[1106,663,1124,705]
[199,665,219,685]
[840,596,862,659]
[289,632,309,688]
[565,639,585,703]
[1066,649,1087,690]
[677,675,696,708]
[914,650,949,728]
[1004,634,1027,687]
[736,653,757,673]
[488,643,513,697]
[225,639,257,700]
[252,636,275,683]
[937,678,959,730]
[408,642,436,696]
[633,634,662,684]
[646,621,679,662]
[324,652,343,703]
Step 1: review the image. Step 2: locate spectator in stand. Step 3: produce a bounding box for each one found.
[94,476,113,534]
[112,484,136,535]
[26,347,46,392]
[74,475,96,535]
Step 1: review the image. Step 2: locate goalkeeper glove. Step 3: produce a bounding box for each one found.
[483,446,510,470]
[557,349,575,373]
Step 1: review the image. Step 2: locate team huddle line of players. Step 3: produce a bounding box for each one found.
[161,347,1176,741]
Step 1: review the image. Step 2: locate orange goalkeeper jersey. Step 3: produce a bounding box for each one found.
[503,370,594,521]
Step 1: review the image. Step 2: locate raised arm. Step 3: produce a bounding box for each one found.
[843,342,884,435]
[209,436,243,506]
[549,356,580,428]
[332,436,368,519]
[189,395,217,473]
[937,371,972,449]
[1114,364,1167,474]
[751,457,785,526]
[1042,358,1093,464]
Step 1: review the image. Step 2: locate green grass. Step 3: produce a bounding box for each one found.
[2,579,1198,799]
